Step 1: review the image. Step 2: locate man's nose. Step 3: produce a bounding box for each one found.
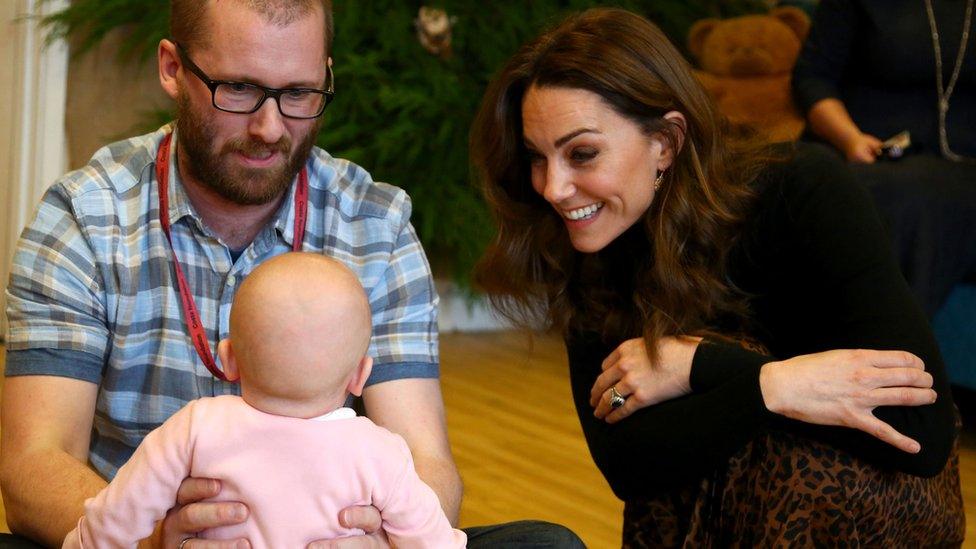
[248,97,286,144]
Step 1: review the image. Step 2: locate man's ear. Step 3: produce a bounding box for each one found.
[158,38,181,100]
[654,110,688,171]
[217,339,241,383]
[346,356,374,397]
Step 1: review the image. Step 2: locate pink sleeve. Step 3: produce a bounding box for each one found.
[374,436,467,549]
[63,401,198,548]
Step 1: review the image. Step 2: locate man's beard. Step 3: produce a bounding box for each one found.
[175,91,321,206]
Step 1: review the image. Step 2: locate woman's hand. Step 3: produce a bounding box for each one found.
[140,478,250,549]
[842,132,883,163]
[759,349,936,453]
[590,336,699,423]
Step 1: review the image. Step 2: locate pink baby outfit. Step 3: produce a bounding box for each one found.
[63,395,466,548]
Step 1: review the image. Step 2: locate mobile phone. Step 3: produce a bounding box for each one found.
[880,130,911,159]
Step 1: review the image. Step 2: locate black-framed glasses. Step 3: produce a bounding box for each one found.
[176,43,335,119]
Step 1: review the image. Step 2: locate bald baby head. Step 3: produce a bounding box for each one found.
[225,253,372,415]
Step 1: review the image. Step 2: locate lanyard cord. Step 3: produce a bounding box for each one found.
[154,132,308,379]
[924,0,975,162]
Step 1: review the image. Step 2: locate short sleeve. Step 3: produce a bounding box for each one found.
[363,193,440,385]
[5,184,109,381]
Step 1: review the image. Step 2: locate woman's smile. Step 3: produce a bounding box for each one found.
[521,85,670,253]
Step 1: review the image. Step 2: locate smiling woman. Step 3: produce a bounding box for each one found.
[521,86,674,254]
[470,7,965,546]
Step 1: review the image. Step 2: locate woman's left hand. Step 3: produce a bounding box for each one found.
[590,336,701,423]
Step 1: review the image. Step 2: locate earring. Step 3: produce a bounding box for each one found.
[653,171,665,191]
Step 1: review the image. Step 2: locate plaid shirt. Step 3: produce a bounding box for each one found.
[4,125,439,479]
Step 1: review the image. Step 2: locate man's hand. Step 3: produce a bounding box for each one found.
[140,478,250,549]
[306,505,389,549]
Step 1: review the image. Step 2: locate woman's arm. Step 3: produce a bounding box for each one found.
[574,144,954,497]
[793,0,882,161]
[807,98,882,162]
[573,342,939,498]
[685,144,954,473]
[792,0,857,114]
[568,333,775,498]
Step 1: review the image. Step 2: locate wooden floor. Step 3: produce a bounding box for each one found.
[3,333,976,546]
[439,332,623,546]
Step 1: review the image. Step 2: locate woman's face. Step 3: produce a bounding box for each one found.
[521,85,674,253]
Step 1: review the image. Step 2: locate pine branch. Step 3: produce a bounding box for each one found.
[44,0,767,287]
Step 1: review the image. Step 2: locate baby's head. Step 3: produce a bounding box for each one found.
[217,253,373,418]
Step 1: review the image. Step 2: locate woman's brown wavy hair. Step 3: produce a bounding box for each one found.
[471,8,776,349]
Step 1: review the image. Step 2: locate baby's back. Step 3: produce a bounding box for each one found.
[190,396,412,548]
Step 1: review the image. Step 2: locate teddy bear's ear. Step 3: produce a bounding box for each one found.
[687,19,720,60]
[771,6,811,43]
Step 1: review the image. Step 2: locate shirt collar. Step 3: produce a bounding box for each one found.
[271,164,305,250]
[309,407,357,422]
[162,128,198,227]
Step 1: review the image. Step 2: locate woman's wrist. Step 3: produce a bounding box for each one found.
[675,336,701,395]
[758,361,786,415]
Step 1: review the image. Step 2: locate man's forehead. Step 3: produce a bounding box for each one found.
[200,0,327,58]
[193,0,327,82]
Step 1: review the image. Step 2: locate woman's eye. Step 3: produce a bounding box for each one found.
[570,148,598,162]
[527,151,546,165]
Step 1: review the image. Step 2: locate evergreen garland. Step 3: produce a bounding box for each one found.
[43,0,766,286]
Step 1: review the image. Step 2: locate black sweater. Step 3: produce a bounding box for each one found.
[565,144,955,500]
[792,0,976,156]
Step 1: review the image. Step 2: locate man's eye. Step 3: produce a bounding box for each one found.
[226,83,253,94]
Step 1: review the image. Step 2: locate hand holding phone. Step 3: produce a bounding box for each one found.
[880,131,911,159]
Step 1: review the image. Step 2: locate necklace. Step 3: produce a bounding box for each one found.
[924,0,974,162]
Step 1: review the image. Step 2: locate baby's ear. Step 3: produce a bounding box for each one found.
[346,356,374,397]
[217,339,241,383]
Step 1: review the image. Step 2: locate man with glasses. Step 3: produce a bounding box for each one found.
[0,1,583,548]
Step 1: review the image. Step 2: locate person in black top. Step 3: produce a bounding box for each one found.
[471,7,964,546]
[793,0,976,317]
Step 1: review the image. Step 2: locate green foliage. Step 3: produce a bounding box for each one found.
[40,0,168,59]
[42,0,766,286]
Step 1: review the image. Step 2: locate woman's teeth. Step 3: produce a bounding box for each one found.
[564,202,604,220]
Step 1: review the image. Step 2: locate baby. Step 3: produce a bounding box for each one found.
[63,252,466,548]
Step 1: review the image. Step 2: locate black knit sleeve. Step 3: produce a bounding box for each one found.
[690,144,953,476]
[567,332,774,498]
[568,144,955,498]
[792,0,859,113]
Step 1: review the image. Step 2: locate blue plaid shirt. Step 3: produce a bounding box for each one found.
[4,125,439,479]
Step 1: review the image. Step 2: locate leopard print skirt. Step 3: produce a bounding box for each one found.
[622,428,965,548]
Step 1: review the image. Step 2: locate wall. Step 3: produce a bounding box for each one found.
[0,0,69,340]
[65,32,170,168]
[0,0,20,337]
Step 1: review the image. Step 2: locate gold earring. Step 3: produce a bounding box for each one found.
[653,171,665,191]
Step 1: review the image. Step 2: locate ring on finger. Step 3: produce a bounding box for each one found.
[179,537,195,549]
[609,386,627,409]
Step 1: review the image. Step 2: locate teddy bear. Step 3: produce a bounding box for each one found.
[688,7,810,142]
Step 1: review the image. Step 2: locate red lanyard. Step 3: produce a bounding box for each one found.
[154,132,308,380]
